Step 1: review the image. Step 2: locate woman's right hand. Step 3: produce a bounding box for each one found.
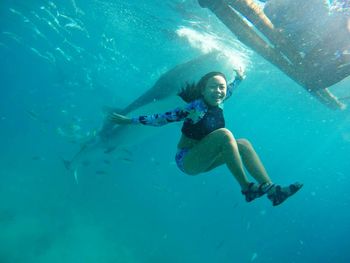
[233,67,245,80]
[108,112,133,124]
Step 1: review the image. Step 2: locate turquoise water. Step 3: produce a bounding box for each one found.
[1,0,350,262]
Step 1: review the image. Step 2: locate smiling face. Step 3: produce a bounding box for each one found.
[201,75,227,106]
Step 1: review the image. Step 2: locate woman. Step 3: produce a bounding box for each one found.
[109,70,302,206]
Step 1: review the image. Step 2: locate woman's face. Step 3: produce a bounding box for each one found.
[201,75,227,106]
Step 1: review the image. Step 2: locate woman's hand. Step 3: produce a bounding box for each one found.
[108,112,133,125]
[233,67,245,80]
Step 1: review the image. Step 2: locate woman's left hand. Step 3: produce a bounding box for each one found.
[108,112,133,125]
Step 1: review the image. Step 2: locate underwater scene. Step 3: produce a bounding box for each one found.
[1,0,350,262]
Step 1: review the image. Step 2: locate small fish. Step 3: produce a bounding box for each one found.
[63,38,85,54]
[45,51,56,64]
[26,109,39,121]
[55,47,72,61]
[70,0,85,16]
[95,170,107,175]
[104,147,116,154]
[120,157,133,163]
[2,31,22,44]
[103,160,111,165]
[9,8,23,16]
[30,47,53,62]
[42,17,61,35]
[30,24,48,41]
[40,6,60,27]
[65,22,83,31]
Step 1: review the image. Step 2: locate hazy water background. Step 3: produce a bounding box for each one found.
[1,0,350,262]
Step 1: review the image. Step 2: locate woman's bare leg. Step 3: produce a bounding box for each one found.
[182,128,251,189]
[182,129,303,205]
[197,138,272,184]
[236,139,272,184]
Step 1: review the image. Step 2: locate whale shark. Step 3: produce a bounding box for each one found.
[64,51,240,182]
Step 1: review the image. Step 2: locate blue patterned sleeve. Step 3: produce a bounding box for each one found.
[131,99,206,126]
[225,76,242,100]
[132,106,191,126]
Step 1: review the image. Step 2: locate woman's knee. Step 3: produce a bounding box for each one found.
[237,138,253,152]
[213,128,235,141]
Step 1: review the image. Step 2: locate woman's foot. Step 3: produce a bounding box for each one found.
[242,182,275,202]
[267,182,303,206]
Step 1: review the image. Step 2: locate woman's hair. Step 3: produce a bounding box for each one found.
[177,71,227,103]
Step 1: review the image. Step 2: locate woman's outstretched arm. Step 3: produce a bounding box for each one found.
[225,68,245,99]
[108,113,134,124]
[108,106,191,127]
